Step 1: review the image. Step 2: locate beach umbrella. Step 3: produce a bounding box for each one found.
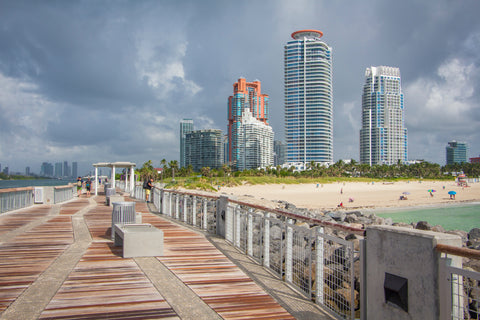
[448,191,457,195]
[402,192,410,195]
[427,189,436,192]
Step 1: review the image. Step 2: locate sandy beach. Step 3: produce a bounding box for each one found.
[216,180,480,211]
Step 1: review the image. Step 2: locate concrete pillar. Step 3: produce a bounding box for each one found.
[215,196,229,238]
[365,226,462,320]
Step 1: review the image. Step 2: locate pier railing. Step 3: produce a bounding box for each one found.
[0,187,34,214]
[54,185,76,204]
[131,185,361,319]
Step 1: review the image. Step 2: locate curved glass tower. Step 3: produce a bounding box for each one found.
[284,30,333,165]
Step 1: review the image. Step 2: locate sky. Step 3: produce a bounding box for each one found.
[0,0,479,175]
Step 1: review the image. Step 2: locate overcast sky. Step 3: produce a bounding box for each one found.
[1,0,479,175]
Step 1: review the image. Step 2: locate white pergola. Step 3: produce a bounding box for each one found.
[92,162,136,196]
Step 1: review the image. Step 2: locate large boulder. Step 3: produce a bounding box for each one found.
[415,220,432,230]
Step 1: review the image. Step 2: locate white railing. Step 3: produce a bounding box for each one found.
[0,187,34,213]
[132,187,362,320]
[54,185,76,204]
[437,244,480,320]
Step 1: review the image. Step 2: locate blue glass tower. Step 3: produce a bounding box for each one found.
[284,30,333,165]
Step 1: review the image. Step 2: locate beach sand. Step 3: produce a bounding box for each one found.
[215,180,480,211]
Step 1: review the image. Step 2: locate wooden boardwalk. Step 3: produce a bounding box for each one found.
[0,192,298,319]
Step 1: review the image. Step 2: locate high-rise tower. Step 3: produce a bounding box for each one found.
[360,66,407,165]
[284,30,333,165]
[228,78,269,167]
[180,119,194,168]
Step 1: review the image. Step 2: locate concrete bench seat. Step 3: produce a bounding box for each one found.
[113,223,164,258]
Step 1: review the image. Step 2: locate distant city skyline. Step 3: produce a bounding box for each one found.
[0,1,479,172]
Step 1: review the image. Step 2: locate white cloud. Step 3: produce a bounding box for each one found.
[406,58,476,126]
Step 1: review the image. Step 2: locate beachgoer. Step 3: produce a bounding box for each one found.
[85,179,91,197]
[144,178,153,202]
[429,191,433,197]
[76,177,82,196]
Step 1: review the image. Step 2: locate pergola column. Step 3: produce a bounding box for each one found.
[111,165,116,189]
[130,166,135,197]
[94,167,99,196]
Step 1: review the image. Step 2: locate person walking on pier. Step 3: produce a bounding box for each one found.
[76,177,82,197]
[85,178,92,197]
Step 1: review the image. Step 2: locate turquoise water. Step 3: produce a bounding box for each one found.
[376,204,480,232]
[0,179,75,189]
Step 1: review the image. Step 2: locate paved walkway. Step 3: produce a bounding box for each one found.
[0,192,333,319]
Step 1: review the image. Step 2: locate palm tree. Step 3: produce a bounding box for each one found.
[169,160,178,181]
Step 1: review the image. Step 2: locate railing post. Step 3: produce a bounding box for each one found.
[285,219,293,283]
[360,238,367,320]
[192,196,197,226]
[234,206,241,248]
[183,195,187,223]
[247,209,253,257]
[315,226,325,305]
[175,194,179,219]
[263,212,270,268]
[202,199,208,231]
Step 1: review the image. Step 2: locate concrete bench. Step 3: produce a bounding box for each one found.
[113,223,164,258]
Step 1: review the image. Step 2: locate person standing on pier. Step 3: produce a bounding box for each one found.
[144,178,153,203]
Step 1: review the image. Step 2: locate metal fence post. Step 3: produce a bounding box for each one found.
[234,206,241,248]
[285,219,293,283]
[315,226,325,305]
[247,209,253,257]
[192,196,197,226]
[360,238,367,320]
[183,195,188,223]
[203,199,208,231]
[263,212,270,268]
[175,194,179,219]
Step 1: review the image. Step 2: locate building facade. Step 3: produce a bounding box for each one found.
[284,30,333,165]
[180,119,194,168]
[228,78,269,167]
[237,109,274,170]
[360,66,407,165]
[274,140,286,166]
[446,141,468,165]
[185,129,223,172]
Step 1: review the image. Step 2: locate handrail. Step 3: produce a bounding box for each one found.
[0,187,34,193]
[436,243,480,260]
[162,188,365,236]
[54,185,73,189]
[229,198,366,236]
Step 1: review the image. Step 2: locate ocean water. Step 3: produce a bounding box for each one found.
[376,204,480,232]
[0,179,75,189]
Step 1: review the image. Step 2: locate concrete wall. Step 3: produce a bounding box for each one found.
[365,225,462,320]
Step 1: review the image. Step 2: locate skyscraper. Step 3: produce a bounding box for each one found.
[237,109,274,170]
[72,162,78,178]
[180,119,194,168]
[185,129,223,172]
[284,30,333,165]
[360,66,407,165]
[446,141,468,165]
[228,78,269,167]
[274,140,286,166]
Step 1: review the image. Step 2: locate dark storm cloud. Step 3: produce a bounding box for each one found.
[0,0,479,174]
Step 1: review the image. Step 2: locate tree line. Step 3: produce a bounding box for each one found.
[135,159,480,181]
